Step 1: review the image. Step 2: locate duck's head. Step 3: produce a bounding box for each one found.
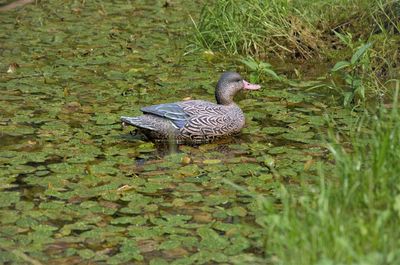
[215,71,261,105]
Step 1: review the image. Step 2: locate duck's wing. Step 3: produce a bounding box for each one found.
[141,103,190,129]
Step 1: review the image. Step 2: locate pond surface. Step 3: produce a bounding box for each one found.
[0,1,357,264]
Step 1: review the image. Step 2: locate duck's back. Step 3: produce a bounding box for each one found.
[177,100,225,115]
[176,100,245,143]
[123,99,245,144]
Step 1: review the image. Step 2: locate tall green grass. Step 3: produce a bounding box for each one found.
[191,0,321,58]
[191,0,400,105]
[258,84,400,264]
[191,0,399,60]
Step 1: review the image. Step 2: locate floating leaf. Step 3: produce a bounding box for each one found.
[0,192,19,208]
[197,227,229,250]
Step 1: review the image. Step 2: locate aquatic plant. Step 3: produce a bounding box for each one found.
[330,41,372,106]
[238,57,281,83]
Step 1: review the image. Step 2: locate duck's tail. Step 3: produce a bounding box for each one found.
[121,116,157,131]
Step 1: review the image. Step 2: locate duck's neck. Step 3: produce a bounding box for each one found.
[215,85,238,105]
[215,94,234,105]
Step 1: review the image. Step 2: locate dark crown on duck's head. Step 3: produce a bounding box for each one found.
[215,72,244,105]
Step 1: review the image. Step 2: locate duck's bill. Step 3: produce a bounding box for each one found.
[243,80,261,90]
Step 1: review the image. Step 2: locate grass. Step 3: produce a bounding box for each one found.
[191,0,399,59]
[191,0,321,59]
[257,83,400,265]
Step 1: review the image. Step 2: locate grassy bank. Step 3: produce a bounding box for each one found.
[191,0,399,59]
[191,0,400,106]
[256,84,400,264]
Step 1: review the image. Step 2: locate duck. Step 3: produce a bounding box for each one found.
[120,71,261,144]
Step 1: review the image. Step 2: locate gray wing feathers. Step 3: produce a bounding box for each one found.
[141,103,189,128]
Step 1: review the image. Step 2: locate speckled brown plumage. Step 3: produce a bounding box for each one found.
[121,72,260,144]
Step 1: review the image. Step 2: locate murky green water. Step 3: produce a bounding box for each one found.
[0,1,357,264]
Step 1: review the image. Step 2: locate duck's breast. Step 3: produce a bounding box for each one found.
[225,104,245,132]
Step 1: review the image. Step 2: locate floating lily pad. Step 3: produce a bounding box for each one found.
[262,126,287,134]
[0,192,19,208]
